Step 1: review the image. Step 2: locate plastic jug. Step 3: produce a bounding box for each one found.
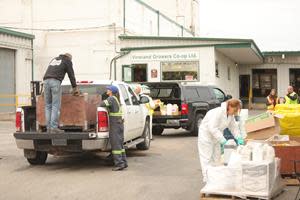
[172,104,179,115]
[166,104,173,115]
[161,105,167,115]
[237,145,252,161]
[224,139,237,165]
[252,143,264,162]
[263,144,275,162]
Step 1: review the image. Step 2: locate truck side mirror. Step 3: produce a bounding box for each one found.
[140,96,149,104]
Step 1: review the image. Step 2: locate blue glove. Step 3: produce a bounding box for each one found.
[237,137,244,145]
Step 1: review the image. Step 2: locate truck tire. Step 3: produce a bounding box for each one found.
[191,114,203,136]
[136,121,151,150]
[152,126,164,135]
[26,151,48,165]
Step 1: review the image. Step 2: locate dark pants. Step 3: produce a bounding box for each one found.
[223,128,237,144]
[109,117,127,167]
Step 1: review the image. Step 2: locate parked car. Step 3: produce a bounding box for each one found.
[14,80,151,165]
[142,82,232,136]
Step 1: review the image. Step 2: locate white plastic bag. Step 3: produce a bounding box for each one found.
[204,166,242,191]
[228,151,242,167]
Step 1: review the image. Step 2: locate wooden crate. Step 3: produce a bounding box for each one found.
[283,178,300,186]
[273,144,300,175]
[36,94,101,131]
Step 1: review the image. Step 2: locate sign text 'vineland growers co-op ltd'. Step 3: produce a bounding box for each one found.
[131,52,200,62]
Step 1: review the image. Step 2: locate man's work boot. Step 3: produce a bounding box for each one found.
[112,165,126,171]
[104,154,114,166]
[50,128,65,134]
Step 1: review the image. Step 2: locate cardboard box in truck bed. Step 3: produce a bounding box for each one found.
[36,94,101,131]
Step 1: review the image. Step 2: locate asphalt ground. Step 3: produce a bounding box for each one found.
[0,110,298,200]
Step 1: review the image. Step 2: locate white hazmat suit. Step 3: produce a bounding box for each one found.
[198,102,240,182]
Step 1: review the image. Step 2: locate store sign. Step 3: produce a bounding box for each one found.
[131,52,199,62]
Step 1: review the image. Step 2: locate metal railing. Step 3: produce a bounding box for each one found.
[0,94,31,109]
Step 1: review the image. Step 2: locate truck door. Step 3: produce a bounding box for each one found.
[118,84,135,141]
[127,86,144,138]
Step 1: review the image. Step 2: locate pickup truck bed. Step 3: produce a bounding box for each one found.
[36,94,101,131]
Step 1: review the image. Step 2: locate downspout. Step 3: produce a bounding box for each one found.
[123,0,126,34]
[31,39,34,81]
[109,51,130,80]
[157,10,160,36]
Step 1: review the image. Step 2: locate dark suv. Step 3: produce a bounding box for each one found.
[142,82,232,136]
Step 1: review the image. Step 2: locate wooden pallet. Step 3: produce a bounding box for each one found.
[200,193,239,199]
[283,178,300,186]
[200,188,285,200]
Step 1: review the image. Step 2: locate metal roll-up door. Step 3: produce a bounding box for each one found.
[0,48,15,112]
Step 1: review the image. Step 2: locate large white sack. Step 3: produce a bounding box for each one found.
[241,161,276,197]
[203,166,242,191]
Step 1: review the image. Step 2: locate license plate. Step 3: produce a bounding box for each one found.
[52,139,67,146]
[167,119,180,126]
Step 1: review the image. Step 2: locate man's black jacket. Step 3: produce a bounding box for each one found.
[43,54,77,88]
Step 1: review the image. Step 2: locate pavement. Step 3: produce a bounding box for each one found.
[0,114,298,200]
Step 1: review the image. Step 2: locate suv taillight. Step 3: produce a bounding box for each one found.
[16,111,22,132]
[181,103,189,115]
[98,111,108,132]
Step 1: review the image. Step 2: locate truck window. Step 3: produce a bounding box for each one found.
[61,85,108,99]
[213,88,226,102]
[184,88,199,100]
[119,84,131,105]
[197,87,211,101]
[128,87,139,105]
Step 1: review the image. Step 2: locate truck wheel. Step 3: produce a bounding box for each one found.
[26,151,48,165]
[152,126,164,135]
[136,121,151,150]
[191,114,203,136]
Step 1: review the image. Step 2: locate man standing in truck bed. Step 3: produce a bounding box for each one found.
[43,53,79,133]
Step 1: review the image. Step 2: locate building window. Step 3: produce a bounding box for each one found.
[122,64,147,82]
[161,61,199,81]
[215,62,219,78]
[227,66,231,80]
[252,69,277,98]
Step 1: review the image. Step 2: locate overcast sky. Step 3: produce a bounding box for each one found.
[199,0,300,51]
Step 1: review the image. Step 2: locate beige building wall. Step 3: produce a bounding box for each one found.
[0,0,197,83]
[0,32,33,105]
[215,50,239,98]
[143,0,200,35]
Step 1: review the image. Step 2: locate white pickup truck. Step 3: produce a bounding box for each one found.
[13,80,151,165]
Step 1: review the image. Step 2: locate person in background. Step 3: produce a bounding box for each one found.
[266,89,279,110]
[100,85,127,171]
[197,99,243,183]
[278,97,286,104]
[134,85,156,140]
[285,86,299,104]
[43,53,79,133]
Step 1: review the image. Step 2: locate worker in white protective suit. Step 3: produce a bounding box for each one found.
[198,98,244,183]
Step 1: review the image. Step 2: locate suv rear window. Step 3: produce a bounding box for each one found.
[149,88,180,98]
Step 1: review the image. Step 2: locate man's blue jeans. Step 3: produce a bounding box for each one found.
[44,79,62,129]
